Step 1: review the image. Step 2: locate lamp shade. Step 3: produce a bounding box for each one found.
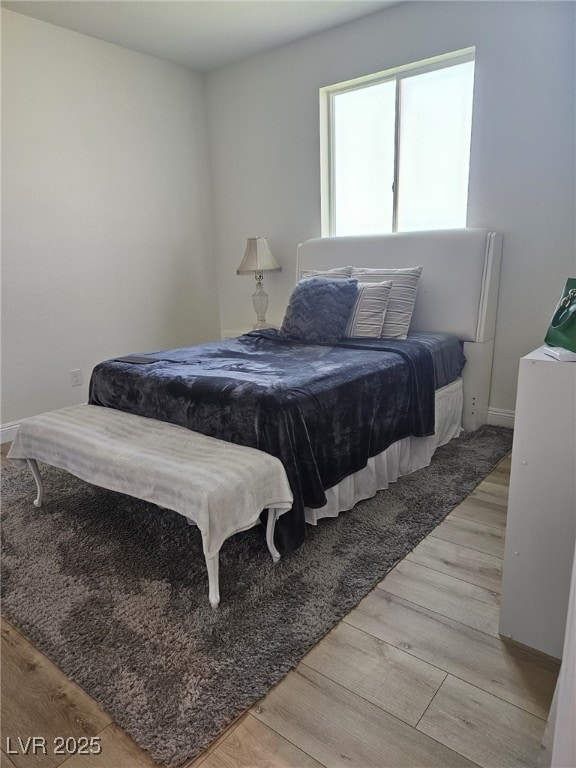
[236,237,281,275]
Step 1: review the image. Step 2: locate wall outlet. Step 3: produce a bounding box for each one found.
[70,368,83,387]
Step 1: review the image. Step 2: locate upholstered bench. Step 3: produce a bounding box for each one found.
[7,404,293,607]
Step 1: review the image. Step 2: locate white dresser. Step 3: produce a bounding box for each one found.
[499,347,576,659]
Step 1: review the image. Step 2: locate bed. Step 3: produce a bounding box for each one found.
[89,228,502,553]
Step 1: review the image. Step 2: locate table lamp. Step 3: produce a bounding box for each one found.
[236,237,282,329]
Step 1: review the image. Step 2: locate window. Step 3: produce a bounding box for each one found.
[320,49,475,236]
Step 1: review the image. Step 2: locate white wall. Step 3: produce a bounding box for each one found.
[1,9,220,428]
[206,0,576,414]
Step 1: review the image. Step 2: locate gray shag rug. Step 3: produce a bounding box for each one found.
[1,426,512,767]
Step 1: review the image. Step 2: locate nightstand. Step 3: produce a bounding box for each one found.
[220,327,253,340]
[220,326,277,340]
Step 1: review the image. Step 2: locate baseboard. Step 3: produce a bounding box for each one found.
[487,407,515,429]
[2,404,88,444]
[1,420,22,444]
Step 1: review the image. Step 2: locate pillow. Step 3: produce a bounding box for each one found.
[300,266,353,280]
[280,277,359,343]
[344,281,392,338]
[352,266,423,339]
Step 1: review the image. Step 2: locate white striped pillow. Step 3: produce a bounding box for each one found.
[344,281,392,338]
[352,266,423,339]
[300,266,353,280]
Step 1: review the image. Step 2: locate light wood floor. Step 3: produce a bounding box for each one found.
[1,449,559,768]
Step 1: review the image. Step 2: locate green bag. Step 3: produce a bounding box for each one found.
[545,278,576,353]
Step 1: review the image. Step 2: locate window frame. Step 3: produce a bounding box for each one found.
[320,47,476,237]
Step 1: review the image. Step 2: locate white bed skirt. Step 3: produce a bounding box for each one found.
[305,377,463,524]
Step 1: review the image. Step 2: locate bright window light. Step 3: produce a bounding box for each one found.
[333,80,396,236]
[397,62,475,231]
[322,50,475,236]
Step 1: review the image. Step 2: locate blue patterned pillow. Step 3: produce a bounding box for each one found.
[280,277,359,343]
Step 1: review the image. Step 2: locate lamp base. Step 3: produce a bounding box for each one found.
[252,274,272,329]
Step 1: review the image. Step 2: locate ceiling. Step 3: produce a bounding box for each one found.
[2,0,399,72]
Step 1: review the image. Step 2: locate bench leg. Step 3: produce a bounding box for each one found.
[266,509,281,563]
[205,553,220,608]
[27,459,44,508]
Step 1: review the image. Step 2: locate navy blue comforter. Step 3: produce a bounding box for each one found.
[89,331,437,552]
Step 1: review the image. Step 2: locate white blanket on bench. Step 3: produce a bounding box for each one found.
[8,405,294,558]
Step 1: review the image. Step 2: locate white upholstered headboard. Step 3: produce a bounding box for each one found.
[297,229,502,343]
[296,228,503,430]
